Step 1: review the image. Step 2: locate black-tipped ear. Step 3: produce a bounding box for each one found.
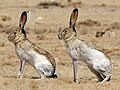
[19,11,27,30]
[69,8,78,27]
[19,11,30,36]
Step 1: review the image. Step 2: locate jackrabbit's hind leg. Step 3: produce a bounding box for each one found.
[37,68,45,79]
[107,76,111,81]
[35,64,46,80]
[100,75,111,83]
[95,73,103,82]
[88,66,103,82]
[100,72,111,83]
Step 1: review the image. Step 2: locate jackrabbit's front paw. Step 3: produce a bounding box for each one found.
[17,72,23,79]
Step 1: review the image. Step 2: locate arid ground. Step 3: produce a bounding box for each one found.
[0,0,120,90]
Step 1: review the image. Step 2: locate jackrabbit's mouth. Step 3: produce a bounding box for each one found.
[8,36,14,42]
[8,38,13,42]
[7,36,11,41]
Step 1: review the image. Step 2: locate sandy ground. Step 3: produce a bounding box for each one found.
[0,0,120,90]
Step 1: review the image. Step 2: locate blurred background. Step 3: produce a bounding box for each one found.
[0,0,120,90]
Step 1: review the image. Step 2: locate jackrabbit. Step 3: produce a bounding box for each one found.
[8,11,57,79]
[58,8,112,83]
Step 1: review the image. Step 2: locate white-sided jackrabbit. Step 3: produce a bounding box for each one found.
[8,11,57,79]
[58,8,112,83]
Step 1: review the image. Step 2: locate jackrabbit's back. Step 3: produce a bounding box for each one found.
[16,40,56,68]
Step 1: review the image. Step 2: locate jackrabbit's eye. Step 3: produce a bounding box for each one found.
[65,30,67,33]
[14,32,17,34]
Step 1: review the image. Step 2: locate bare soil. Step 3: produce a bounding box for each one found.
[0,0,120,90]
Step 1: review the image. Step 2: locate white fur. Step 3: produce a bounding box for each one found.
[17,48,51,65]
[66,39,111,83]
[67,39,110,64]
[68,45,111,69]
[16,48,54,78]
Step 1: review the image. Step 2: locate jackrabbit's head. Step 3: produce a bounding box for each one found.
[8,11,30,43]
[58,8,78,41]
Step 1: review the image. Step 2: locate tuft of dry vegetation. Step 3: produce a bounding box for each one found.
[0,15,11,22]
[38,1,61,8]
[78,19,101,26]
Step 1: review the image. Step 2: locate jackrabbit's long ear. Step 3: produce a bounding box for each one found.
[19,11,28,29]
[19,11,31,36]
[69,8,78,27]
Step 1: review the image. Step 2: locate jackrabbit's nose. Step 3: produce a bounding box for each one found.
[58,35,62,40]
[7,35,11,40]
[58,35,60,38]
[7,36,10,39]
